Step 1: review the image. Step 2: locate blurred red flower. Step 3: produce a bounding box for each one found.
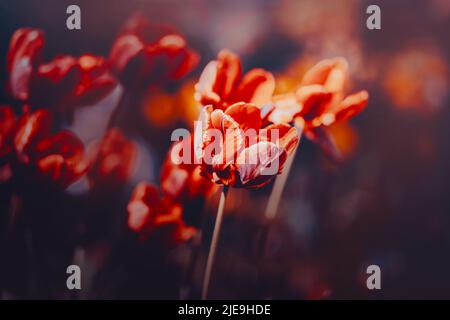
[268,58,368,160]
[13,109,86,188]
[161,134,217,203]
[0,105,17,166]
[127,182,196,243]
[7,28,116,111]
[195,49,275,110]
[87,128,137,188]
[7,28,44,101]
[110,14,199,89]
[196,102,299,188]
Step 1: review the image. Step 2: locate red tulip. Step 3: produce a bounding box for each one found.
[195,49,275,110]
[161,134,216,202]
[87,128,137,188]
[28,54,116,111]
[127,182,196,243]
[0,106,17,165]
[13,109,86,188]
[110,14,199,88]
[7,28,44,101]
[31,131,86,188]
[195,102,299,188]
[14,109,52,163]
[7,28,116,111]
[268,58,368,159]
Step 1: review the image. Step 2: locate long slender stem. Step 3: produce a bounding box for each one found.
[179,199,211,299]
[201,186,228,300]
[258,126,303,261]
[264,148,297,221]
[264,127,303,221]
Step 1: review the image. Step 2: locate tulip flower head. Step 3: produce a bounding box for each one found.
[13,109,86,188]
[127,182,196,243]
[87,128,137,188]
[194,102,299,188]
[162,134,217,204]
[110,13,199,89]
[7,28,116,112]
[268,57,368,159]
[195,49,275,111]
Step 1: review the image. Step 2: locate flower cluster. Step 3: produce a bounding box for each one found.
[110,13,199,89]
[8,28,116,112]
[3,14,201,246]
[189,52,368,189]
[267,57,369,159]
[2,14,369,267]
[0,106,85,187]
[127,182,196,244]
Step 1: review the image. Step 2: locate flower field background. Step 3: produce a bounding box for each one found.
[0,0,449,299]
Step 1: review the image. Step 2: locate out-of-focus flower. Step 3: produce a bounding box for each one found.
[13,109,86,188]
[109,14,199,89]
[7,29,116,112]
[268,57,368,160]
[14,109,52,163]
[176,80,202,127]
[7,28,44,101]
[87,128,137,188]
[28,54,116,111]
[143,80,202,128]
[196,102,299,188]
[142,89,179,128]
[383,46,449,115]
[195,49,275,110]
[0,106,17,165]
[127,181,196,243]
[161,134,216,202]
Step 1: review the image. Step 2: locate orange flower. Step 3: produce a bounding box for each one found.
[196,102,299,188]
[110,14,199,89]
[161,134,216,202]
[195,49,275,110]
[127,182,196,243]
[13,109,86,188]
[87,128,137,188]
[7,29,116,112]
[382,47,448,114]
[268,58,368,160]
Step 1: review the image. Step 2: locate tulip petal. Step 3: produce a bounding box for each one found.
[233,68,275,106]
[130,182,161,208]
[260,123,300,155]
[296,84,333,119]
[268,93,300,124]
[7,28,44,101]
[195,61,222,106]
[333,90,369,123]
[110,34,144,73]
[236,141,287,188]
[224,102,262,131]
[213,49,242,100]
[14,109,52,162]
[301,57,348,90]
